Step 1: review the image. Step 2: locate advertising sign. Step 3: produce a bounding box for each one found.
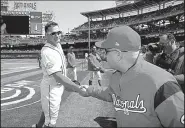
[42,13,53,22]
[30,23,42,35]
[13,1,37,11]
[30,12,42,23]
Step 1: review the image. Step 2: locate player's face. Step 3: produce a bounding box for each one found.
[106,49,122,69]
[46,25,62,45]
[97,48,121,69]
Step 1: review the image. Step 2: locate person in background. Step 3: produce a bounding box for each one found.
[168,45,184,93]
[37,52,41,68]
[0,16,7,35]
[155,33,178,69]
[143,44,156,64]
[66,46,77,82]
[88,46,105,86]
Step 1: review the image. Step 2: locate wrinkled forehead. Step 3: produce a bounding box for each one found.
[47,25,60,33]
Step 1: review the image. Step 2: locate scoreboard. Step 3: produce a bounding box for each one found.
[1,11,43,35]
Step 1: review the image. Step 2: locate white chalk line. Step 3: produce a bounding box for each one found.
[1,100,41,112]
[1,86,35,106]
[0,71,89,111]
[1,89,21,101]
[1,66,39,75]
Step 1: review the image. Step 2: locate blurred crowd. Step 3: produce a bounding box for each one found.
[1,36,46,45]
[74,3,183,30]
[64,22,184,42]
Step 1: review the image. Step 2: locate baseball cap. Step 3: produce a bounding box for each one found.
[95,25,141,51]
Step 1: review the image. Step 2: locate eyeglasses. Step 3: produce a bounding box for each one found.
[49,31,62,36]
[105,48,128,54]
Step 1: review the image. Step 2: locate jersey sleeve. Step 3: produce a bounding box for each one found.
[154,81,184,127]
[41,49,62,75]
[87,86,113,102]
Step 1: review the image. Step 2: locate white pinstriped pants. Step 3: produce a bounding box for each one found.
[40,81,64,126]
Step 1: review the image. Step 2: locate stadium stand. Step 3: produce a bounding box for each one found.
[63,1,184,46]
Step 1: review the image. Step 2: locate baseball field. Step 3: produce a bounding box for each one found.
[1,59,116,127]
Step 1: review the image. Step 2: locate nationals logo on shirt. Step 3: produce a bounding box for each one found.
[112,94,147,115]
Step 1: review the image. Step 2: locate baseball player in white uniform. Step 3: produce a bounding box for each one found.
[32,21,88,128]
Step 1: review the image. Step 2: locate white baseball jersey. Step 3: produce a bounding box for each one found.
[40,42,67,126]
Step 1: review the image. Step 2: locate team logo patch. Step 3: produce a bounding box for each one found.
[181,114,184,124]
[112,94,147,115]
[46,62,54,69]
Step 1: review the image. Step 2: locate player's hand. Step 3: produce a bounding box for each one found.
[78,85,90,97]
[80,85,89,89]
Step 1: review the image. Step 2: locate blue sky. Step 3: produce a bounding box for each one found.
[8,1,116,34]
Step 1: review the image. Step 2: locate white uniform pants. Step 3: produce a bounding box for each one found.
[40,82,64,126]
[89,70,102,81]
[67,67,77,81]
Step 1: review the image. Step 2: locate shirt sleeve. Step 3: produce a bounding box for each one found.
[154,81,184,127]
[41,49,62,75]
[87,86,113,102]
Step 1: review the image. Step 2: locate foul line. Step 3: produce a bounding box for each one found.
[1,100,41,112]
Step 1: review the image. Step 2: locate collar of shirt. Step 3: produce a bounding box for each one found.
[120,56,142,83]
[44,42,64,54]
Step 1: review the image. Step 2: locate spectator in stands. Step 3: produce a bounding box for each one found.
[0,16,7,34]
[66,46,77,82]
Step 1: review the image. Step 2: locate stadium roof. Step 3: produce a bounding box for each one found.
[81,0,172,18]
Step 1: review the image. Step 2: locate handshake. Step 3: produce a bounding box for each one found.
[79,84,90,97]
[72,80,90,97]
[94,67,105,73]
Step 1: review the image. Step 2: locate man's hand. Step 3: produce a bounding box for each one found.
[78,85,90,97]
